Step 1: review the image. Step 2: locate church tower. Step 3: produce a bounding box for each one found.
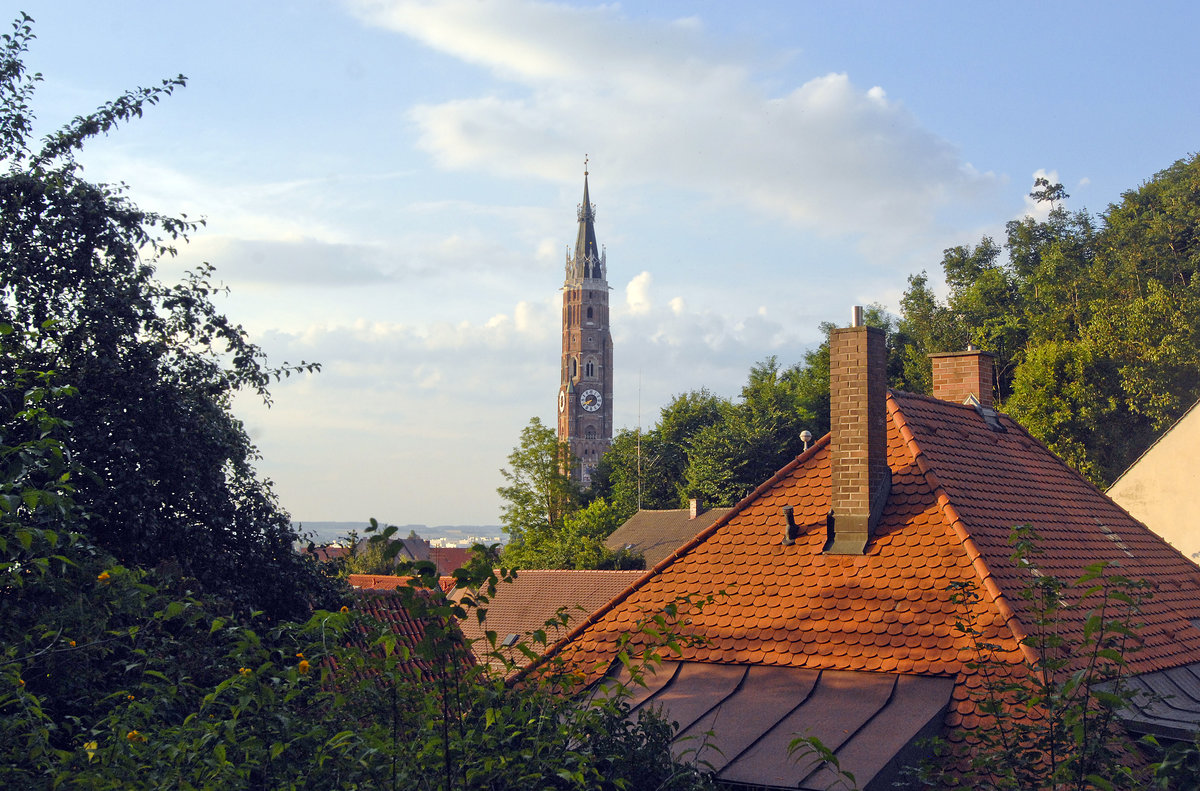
[557,166,613,486]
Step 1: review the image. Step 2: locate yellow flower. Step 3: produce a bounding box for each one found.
[84,740,97,761]
[17,678,24,687]
[69,640,76,647]
[238,667,252,677]
[125,730,146,743]
[127,694,135,701]
[295,652,304,658]
[339,605,350,614]
[297,659,311,675]
[97,571,111,583]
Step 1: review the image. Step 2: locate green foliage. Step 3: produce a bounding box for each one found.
[497,417,587,567]
[0,14,336,619]
[333,522,411,576]
[593,388,726,515]
[1,378,714,789]
[900,158,1200,485]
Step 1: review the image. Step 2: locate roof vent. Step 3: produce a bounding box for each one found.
[964,394,1007,433]
[1097,518,1134,558]
[500,633,520,648]
[781,505,801,546]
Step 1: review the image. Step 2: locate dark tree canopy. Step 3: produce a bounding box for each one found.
[0,15,340,619]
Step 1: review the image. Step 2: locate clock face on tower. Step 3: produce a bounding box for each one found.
[558,391,566,413]
[580,388,602,412]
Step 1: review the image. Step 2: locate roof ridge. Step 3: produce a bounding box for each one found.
[887,392,1038,666]
[516,432,834,681]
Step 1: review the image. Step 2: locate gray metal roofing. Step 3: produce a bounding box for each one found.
[1108,662,1200,740]
[600,660,953,790]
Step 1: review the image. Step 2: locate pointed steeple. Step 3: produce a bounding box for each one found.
[570,160,603,282]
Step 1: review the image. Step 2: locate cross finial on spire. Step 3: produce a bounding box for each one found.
[584,154,588,177]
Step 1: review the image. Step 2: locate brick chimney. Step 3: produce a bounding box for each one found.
[826,307,891,554]
[929,348,995,408]
[689,496,704,519]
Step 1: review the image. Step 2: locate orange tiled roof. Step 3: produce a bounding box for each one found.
[542,391,1200,735]
[349,573,458,594]
[429,546,474,576]
[346,589,471,683]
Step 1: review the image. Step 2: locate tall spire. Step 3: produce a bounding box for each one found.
[572,157,602,281]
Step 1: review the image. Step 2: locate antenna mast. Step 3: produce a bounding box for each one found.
[636,371,642,511]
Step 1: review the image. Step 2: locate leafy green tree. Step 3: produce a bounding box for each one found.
[498,417,581,564]
[592,388,725,515]
[682,356,822,506]
[0,14,336,619]
[900,159,1200,485]
[502,497,639,570]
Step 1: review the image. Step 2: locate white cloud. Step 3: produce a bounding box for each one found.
[625,271,652,314]
[350,0,999,241]
[669,296,686,316]
[1020,168,1063,220]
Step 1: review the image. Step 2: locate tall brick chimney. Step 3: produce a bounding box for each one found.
[826,307,891,554]
[930,348,995,408]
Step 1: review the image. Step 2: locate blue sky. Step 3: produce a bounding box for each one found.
[16,1,1200,527]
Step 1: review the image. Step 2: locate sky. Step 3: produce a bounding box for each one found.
[14,1,1200,528]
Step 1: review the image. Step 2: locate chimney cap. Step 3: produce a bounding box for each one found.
[851,305,863,327]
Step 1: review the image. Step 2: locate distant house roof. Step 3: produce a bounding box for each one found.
[305,544,349,562]
[349,573,458,594]
[603,506,732,567]
[346,589,471,683]
[536,390,1200,789]
[451,569,645,670]
[429,546,473,576]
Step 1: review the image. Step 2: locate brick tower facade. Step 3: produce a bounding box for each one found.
[557,168,613,486]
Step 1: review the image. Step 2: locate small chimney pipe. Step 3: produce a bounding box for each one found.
[781,505,801,545]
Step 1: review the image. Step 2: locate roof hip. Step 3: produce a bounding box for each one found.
[887,391,1039,667]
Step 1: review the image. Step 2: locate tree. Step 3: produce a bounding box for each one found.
[899,159,1200,486]
[592,388,725,515]
[0,14,338,619]
[498,417,582,565]
[683,357,816,506]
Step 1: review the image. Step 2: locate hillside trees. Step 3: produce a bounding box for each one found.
[899,157,1200,484]
[0,14,338,618]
